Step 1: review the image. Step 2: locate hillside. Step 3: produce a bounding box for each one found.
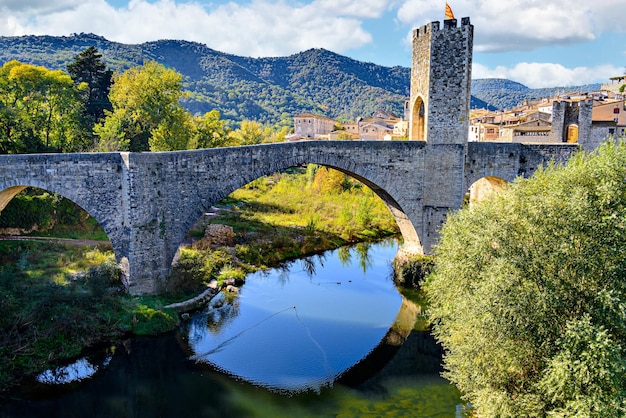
[0,34,601,125]
[472,78,601,110]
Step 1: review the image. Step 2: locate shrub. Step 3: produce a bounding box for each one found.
[426,142,626,417]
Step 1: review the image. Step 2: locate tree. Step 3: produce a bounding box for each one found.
[426,142,626,417]
[95,61,192,152]
[189,109,230,149]
[0,60,89,153]
[228,120,266,146]
[67,46,113,123]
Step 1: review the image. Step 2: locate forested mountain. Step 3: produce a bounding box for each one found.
[472,78,601,111]
[0,33,601,126]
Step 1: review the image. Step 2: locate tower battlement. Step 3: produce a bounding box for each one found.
[413,17,472,38]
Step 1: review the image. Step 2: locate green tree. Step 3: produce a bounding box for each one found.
[67,46,113,123]
[426,142,626,417]
[189,109,230,149]
[0,60,89,153]
[228,120,265,145]
[95,61,192,152]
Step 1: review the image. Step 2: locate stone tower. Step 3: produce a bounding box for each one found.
[409,17,473,144]
[550,100,593,148]
[409,17,474,253]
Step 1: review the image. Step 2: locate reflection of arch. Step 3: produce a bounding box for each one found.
[411,96,426,141]
[566,124,579,143]
[467,176,508,205]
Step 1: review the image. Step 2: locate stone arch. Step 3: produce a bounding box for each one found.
[567,124,579,143]
[466,176,509,205]
[411,96,426,141]
[168,152,424,270]
[0,181,126,273]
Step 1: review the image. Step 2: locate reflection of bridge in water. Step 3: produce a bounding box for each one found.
[0,17,593,294]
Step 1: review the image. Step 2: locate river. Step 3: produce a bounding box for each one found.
[1,239,465,417]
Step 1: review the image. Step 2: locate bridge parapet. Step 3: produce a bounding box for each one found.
[465,142,579,191]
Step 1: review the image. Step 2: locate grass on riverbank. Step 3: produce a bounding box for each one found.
[0,241,178,392]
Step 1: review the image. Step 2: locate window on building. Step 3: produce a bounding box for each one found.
[609,128,615,135]
[614,107,620,114]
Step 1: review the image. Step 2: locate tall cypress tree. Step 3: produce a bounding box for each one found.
[67,46,113,122]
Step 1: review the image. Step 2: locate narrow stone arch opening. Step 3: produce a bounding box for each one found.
[411,96,426,141]
[566,124,579,143]
[466,176,509,206]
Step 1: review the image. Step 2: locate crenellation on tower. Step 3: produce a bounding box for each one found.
[443,19,457,29]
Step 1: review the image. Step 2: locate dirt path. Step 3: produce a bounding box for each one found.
[0,235,110,247]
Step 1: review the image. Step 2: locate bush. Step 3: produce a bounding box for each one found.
[394,254,434,288]
[426,142,626,417]
[0,192,55,230]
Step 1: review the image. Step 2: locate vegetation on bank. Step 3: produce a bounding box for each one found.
[426,141,626,417]
[0,241,179,392]
[0,165,399,392]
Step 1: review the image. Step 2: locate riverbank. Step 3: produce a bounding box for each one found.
[0,165,404,392]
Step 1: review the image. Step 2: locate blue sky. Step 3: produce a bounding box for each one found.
[1,0,625,88]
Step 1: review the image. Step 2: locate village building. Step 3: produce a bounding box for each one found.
[359,120,394,140]
[469,78,626,146]
[288,113,337,141]
[340,122,360,139]
[500,119,552,142]
[592,100,626,140]
[602,76,626,95]
[293,109,408,141]
[393,120,409,138]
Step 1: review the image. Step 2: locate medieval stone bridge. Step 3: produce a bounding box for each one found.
[0,140,577,294]
[0,16,591,294]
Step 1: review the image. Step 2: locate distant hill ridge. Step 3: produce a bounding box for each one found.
[0,34,601,126]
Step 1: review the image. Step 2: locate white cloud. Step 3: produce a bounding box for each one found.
[473,62,623,88]
[314,0,392,19]
[397,0,626,53]
[0,0,83,14]
[0,0,388,58]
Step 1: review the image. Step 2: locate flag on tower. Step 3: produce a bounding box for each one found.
[445,2,455,19]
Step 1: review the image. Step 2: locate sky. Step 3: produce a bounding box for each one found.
[1,0,625,88]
